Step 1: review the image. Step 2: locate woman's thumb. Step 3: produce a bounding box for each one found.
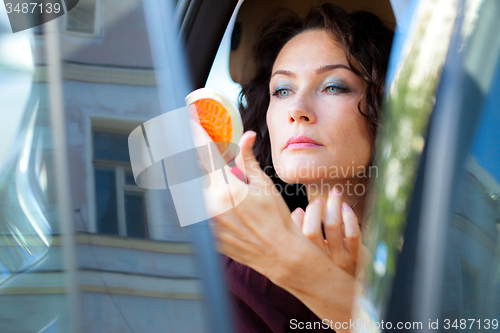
[236,131,272,186]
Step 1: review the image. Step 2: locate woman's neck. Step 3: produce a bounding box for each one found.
[305,178,370,221]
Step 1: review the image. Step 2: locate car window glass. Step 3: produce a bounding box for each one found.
[440,0,500,325]
[357,0,459,321]
[0,0,220,331]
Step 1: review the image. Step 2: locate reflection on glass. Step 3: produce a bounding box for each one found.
[65,0,97,35]
[124,171,136,186]
[440,0,500,322]
[0,15,71,331]
[93,132,130,163]
[94,168,118,235]
[60,0,210,329]
[1,0,213,330]
[357,0,500,328]
[359,0,460,321]
[93,130,148,238]
[124,193,147,239]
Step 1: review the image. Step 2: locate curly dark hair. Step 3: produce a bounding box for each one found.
[239,3,393,209]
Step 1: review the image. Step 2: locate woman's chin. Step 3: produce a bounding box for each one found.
[275,168,331,184]
[274,157,331,180]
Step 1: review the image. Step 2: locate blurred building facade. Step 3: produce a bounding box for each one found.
[0,0,211,331]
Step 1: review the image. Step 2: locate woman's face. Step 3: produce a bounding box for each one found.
[267,29,372,184]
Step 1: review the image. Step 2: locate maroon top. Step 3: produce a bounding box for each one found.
[223,255,333,333]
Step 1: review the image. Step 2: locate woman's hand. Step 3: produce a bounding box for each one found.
[205,129,359,332]
[205,130,304,281]
[290,190,364,277]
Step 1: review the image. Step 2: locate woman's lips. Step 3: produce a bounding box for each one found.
[284,135,323,150]
[286,142,322,149]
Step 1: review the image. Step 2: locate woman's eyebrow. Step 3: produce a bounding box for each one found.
[316,64,352,74]
[270,70,295,79]
[271,65,353,79]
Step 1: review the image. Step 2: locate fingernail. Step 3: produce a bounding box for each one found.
[331,187,341,196]
[314,198,324,205]
[293,207,304,214]
[230,166,246,182]
[342,202,352,211]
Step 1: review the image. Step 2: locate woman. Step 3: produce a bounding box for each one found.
[206,4,393,332]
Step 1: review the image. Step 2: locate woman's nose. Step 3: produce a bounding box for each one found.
[288,95,316,124]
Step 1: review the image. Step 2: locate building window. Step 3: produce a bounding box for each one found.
[93,131,148,238]
[65,0,98,35]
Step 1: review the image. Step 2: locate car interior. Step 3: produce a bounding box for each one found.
[1,0,500,332]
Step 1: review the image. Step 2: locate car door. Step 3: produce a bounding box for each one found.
[357,0,500,331]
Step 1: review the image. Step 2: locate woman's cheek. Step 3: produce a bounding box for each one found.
[266,110,282,160]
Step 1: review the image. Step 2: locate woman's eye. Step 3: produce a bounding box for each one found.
[271,88,292,98]
[325,84,348,94]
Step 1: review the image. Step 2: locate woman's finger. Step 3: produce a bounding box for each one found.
[290,207,305,230]
[324,187,345,257]
[355,243,370,282]
[341,202,360,263]
[302,199,327,253]
[200,130,247,204]
[235,131,274,188]
[230,166,247,183]
[234,147,245,178]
